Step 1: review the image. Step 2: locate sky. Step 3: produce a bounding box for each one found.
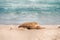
[0,0,60,25]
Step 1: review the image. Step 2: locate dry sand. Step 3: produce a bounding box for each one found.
[0,25,60,40]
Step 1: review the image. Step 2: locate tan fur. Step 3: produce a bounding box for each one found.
[58,26,60,28]
[18,22,41,29]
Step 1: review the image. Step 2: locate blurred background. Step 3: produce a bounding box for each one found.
[0,0,60,25]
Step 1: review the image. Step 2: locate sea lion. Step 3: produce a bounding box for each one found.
[18,22,42,30]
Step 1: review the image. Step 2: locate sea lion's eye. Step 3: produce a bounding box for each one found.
[27,27,31,29]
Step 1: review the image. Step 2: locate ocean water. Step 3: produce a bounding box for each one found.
[0,0,60,25]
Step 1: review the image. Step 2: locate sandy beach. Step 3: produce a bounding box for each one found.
[0,25,60,40]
